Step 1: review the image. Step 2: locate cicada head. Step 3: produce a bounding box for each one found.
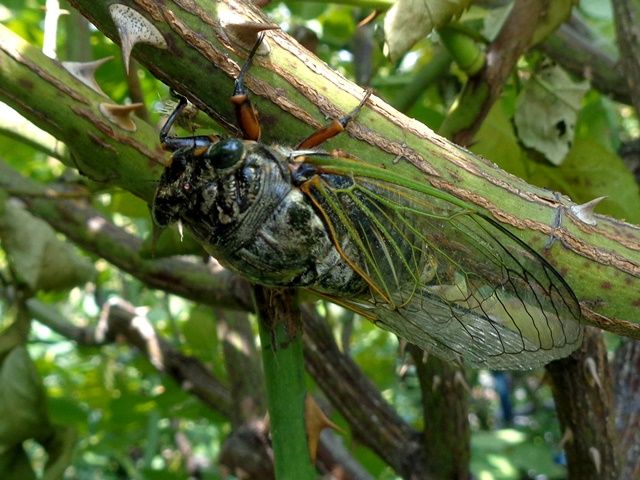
[152,138,292,252]
[152,138,248,227]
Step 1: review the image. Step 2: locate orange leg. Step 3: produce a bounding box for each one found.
[297,90,372,149]
[231,33,264,141]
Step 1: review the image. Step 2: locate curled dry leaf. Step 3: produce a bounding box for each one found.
[514,63,589,165]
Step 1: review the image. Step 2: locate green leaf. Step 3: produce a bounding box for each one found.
[109,191,151,218]
[0,202,95,292]
[182,305,218,359]
[384,0,473,61]
[47,397,88,426]
[548,140,640,223]
[471,429,565,479]
[0,346,51,446]
[575,92,620,151]
[319,7,356,47]
[531,0,577,45]
[0,445,36,480]
[514,63,589,165]
[41,426,76,480]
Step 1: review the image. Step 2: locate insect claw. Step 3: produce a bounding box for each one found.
[234,32,267,96]
[168,89,187,102]
[545,196,564,249]
[338,89,373,128]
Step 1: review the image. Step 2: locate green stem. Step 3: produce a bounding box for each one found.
[254,287,315,479]
[392,48,452,113]
[439,25,485,75]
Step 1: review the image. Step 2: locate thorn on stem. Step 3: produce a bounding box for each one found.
[62,57,112,96]
[99,102,144,131]
[453,370,470,392]
[225,22,279,51]
[559,427,573,448]
[583,357,602,390]
[305,395,342,463]
[432,374,442,392]
[570,196,606,226]
[588,446,601,474]
[108,4,167,74]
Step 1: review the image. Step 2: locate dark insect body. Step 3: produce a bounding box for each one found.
[153,34,582,370]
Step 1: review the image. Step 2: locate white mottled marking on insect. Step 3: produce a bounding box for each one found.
[217,206,233,224]
[201,184,218,212]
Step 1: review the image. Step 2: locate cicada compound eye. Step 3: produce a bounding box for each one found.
[210,138,245,169]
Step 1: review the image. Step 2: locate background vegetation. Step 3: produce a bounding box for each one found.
[0,0,638,479]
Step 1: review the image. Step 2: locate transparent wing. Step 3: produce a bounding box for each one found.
[299,160,582,370]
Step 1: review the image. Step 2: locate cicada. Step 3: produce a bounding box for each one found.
[152,35,582,370]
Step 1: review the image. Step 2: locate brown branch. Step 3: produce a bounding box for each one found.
[546,329,620,479]
[612,0,640,116]
[408,346,470,479]
[315,431,375,480]
[216,309,266,426]
[613,339,640,480]
[218,422,275,479]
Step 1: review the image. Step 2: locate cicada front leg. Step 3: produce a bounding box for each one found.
[230,33,265,141]
[159,91,220,156]
[159,33,266,154]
